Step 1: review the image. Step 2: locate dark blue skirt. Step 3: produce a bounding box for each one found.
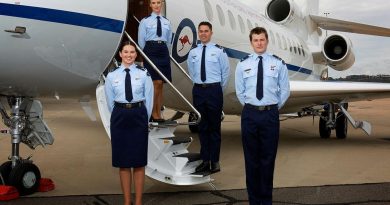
[143,41,172,82]
[110,105,148,168]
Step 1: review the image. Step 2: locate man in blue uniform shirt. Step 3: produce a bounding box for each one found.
[187,21,230,173]
[235,27,290,205]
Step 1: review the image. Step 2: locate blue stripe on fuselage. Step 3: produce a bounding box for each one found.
[0,3,124,33]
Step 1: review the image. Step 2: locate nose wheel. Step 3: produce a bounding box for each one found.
[8,162,41,196]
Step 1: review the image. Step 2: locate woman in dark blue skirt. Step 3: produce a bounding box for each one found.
[138,0,172,122]
[105,41,153,205]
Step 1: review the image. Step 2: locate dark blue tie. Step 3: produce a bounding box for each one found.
[201,45,206,82]
[256,56,263,100]
[125,69,133,102]
[156,16,162,37]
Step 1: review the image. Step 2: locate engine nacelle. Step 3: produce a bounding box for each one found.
[322,34,355,71]
[266,0,303,25]
[265,0,307,38]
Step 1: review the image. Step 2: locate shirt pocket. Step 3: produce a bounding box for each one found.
[162,22,170,31]
[243,69,256,79]
[132,78,144,95]
[146,23,157,33]
[264,67,279,78]
[207,53,219,63]
[190,55,200,63]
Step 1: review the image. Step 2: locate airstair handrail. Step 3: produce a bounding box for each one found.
[123,31,201,125]
[132,15,193,81]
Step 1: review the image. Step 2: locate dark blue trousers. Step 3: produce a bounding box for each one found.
[192,85,223,163]
[241,105,280,205]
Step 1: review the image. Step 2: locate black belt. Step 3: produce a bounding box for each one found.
[146,40,166,44]
[115,101,144,109]
[245,104,277,111]
[194,82,220,88]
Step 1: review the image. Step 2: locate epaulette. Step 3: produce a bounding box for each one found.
[272,54,286,65]
[136,65,146,71]
[162,16,168,20]
[215,44,226,53]
[143,15,151,20]
[240,55,250,62]
[136,65,150,76]
[190,45,198,51]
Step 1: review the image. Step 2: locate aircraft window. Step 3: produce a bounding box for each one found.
[247,19,253,30]
[282,36,287,50]
[216,5,225,26]
[238,15,245,33]
[269,30,275,45]
[228,10,236,30]
[293,42,297,54]
[288,39,292,52]
[301,46,305,57]
[276,33,281,49]
[204,0,213,22]
[297,44,301,55]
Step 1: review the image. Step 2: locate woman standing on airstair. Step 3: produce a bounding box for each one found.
[138,0,172,122]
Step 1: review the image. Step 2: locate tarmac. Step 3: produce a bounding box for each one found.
[1,98,390,204]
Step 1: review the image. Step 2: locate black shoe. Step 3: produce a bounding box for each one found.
[211,162,220,173]
[150,117,165,123]
[195,161,210,172]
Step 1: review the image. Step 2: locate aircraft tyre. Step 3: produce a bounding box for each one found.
[0,161,12,185]
[319,112,331,138]
[336,112,347,139]
[9,162,41,195]
[188,112,199,133]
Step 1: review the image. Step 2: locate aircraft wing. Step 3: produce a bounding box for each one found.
[309,15,390,37]
[284,81,390,112]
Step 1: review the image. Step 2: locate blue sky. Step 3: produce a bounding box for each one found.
[239,0,390,77]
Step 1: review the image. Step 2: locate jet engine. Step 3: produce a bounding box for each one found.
[265,0,308,37]
[322,34,355,71]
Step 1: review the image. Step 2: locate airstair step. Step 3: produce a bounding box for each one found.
[174,153,201,162]
[189,170,212,177]
[161,136,192,145]
[150,120,178,128]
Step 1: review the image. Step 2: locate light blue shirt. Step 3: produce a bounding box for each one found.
[235,52,290,109]
[105,64,154,119]
[138,12,172,49]
[187,42,230,90]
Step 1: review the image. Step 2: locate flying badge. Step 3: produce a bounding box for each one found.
[211,53,216,56]
[244,68,251,73]
[270,65,276,71]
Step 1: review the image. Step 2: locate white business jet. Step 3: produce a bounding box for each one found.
[1,0,390,192]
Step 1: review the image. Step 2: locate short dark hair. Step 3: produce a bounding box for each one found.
[198,21,212,31]
[119,41,136,52]
[249,27,268,41]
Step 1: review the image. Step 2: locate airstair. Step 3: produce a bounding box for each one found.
[96,29,213,185]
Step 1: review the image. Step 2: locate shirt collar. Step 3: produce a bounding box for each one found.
[251,52,269,60]
[119,64,136,72]
[151,12,161,18]
[200,42,213,47]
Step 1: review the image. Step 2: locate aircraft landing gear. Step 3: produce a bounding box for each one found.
[318,103,348,139]
[0,97,54,196]
[336,111,348,139]
[319,111,331,138]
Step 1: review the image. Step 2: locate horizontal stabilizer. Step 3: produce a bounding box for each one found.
[310,15,390,37]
